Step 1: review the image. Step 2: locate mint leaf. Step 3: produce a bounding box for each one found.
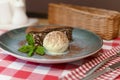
[27,46,36,57]
[18,45,36,57]
[35,46,45,55]
[18,34,45,57]
[26,33,35,45]
[18,45,31,53]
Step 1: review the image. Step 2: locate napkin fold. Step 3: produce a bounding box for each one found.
[61,45,120,80]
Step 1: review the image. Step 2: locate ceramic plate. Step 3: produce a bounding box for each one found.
[0,25,103,64]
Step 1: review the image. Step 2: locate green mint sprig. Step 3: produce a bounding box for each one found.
[26,33,35,45]
[18,33,45,57]
[35,46,45,55]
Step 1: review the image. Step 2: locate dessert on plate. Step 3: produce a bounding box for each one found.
[18,25,73,56]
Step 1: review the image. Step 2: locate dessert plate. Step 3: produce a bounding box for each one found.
[0,25,103,64]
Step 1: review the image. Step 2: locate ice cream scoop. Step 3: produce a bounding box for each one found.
[43,31,69,55]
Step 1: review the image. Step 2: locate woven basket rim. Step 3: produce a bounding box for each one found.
[49,3,120,19]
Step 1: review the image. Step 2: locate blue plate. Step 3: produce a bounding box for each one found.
[0,25,103,64]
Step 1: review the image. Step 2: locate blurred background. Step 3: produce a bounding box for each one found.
[26,0,120,18]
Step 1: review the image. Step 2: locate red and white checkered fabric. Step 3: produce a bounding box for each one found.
[0,30,120,80]
[61,46,120,80]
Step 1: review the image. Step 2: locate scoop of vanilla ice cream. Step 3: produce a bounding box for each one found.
[43,31,69,55]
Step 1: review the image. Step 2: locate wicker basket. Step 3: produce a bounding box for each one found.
[48,3,120,40]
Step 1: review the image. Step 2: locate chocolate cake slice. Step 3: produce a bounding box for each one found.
[26,26,73,46]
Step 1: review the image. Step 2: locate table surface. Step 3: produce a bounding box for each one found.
[0,18,120,80]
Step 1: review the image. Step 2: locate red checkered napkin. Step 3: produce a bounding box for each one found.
[61,45,120,80]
